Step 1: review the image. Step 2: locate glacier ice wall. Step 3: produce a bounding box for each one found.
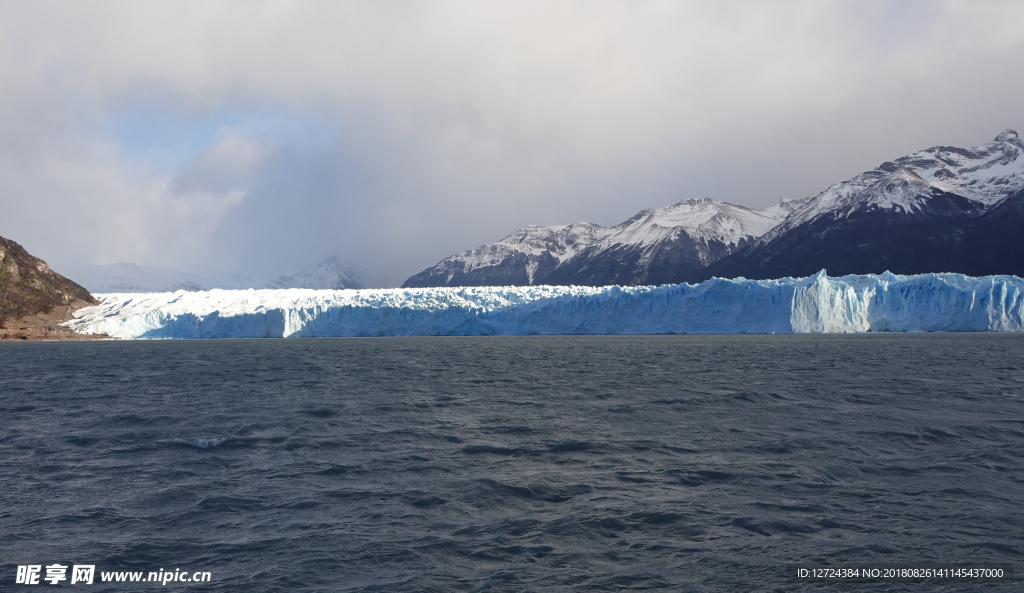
[64,271,1024,339]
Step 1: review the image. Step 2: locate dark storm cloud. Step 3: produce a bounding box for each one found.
[0,1,1022,286]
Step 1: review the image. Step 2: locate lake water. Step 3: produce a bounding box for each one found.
[1,335,1021,591]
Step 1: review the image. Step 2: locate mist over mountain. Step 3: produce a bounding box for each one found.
[56,263,253,294]
[265,257,364,290]
[62,256,366,293]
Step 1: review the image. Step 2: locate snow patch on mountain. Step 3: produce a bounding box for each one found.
[610,198,790,247]
[768,129,1024,239]
[410,197,802,287]
[65,272,1024,339]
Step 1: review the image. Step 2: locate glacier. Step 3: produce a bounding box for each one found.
[63,271,1024,339]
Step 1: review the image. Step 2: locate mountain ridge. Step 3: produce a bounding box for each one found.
[403,197,806,287]
[708,129,1024,280]
[407,129,1024,287]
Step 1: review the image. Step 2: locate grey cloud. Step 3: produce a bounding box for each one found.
[0,1,1022,286]
[169,129,271,195]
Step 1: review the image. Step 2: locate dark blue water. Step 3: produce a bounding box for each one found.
[1,335,1021,591]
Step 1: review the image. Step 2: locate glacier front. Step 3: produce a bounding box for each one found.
[64,271,1024,339]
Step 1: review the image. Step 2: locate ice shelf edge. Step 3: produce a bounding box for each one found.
[63,271,1024,339]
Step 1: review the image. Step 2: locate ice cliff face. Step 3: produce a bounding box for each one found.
[404,198,804,288]
[65,271,1024,339]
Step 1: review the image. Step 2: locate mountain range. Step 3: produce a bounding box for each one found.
[405,129,1024,287]
[404,198,807,287]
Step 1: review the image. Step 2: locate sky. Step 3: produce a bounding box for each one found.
[1,0,1023,287]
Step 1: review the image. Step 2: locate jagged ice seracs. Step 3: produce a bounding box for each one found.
[62,271,1024,339]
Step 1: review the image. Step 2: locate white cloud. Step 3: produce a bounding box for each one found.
[0,133,252,273]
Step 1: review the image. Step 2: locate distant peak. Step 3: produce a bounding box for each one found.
[669,197,716,208]
[318,255,347,266]
[995,129,1018,142]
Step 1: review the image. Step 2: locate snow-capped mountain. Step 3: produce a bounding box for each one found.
[795,129,1020,221]
[404,198,806,287]
[266,256,363,290]
[708,129,1024,280]
[407,129,1024,287]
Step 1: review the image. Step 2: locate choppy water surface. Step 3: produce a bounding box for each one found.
[1,335,1022,591]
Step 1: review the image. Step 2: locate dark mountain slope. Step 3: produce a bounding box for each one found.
[954,188,1024,277]
[706,187,986,280]
[705,130,1024,281]
[0,235,96,326]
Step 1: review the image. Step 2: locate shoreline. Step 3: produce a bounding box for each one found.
[0,300,110,342]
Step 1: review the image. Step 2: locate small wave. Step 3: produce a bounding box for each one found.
[314,464,358,476]
[732,516,772,536]
[197,495,261,512]
[158,437,228,449]
[410,494,448,508]
[467,479,592,504]
[632,511,686,525]
[461,444,521,455]
[302,408,336,418]
[548,439,592,453]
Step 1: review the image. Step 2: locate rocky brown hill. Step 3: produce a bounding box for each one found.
[0,235,96,328]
